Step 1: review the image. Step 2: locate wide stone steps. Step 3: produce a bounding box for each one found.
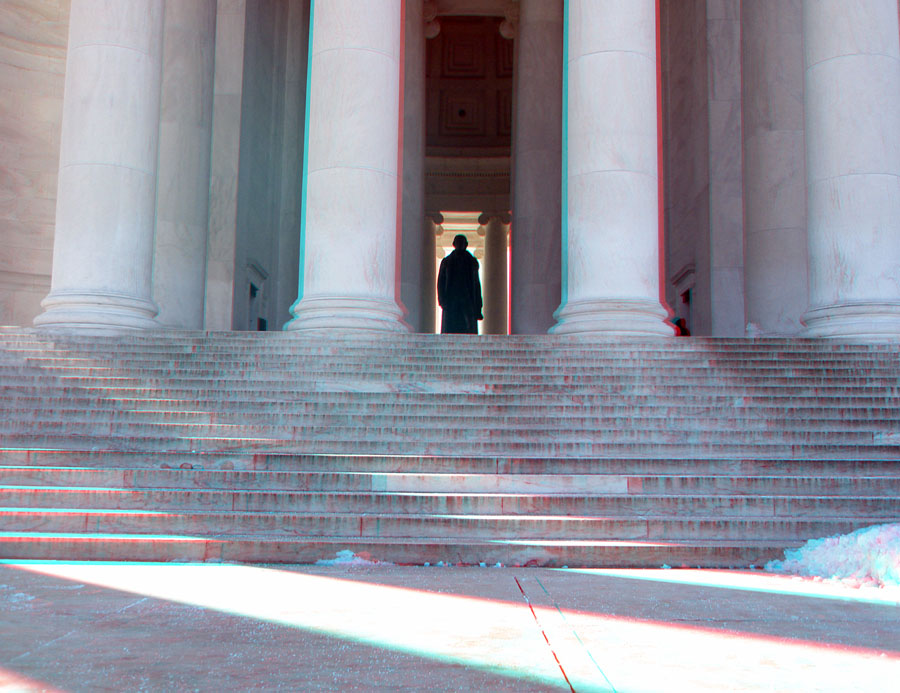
[1,329,898,567]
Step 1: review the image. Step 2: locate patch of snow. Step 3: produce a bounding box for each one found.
[314,550,391,567]
[765,523,900,587]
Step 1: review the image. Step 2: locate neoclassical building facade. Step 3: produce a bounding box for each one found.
[2,0,899,337]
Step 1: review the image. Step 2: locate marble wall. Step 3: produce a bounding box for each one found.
[153,0,217,329]
[706,0,744,336]
[0,0,68,326]
[741,0,807,335]
[661,0,746,336]
[231,0,301,332]
[273,0,309,332]
[203,0,247,330]
[661,0,710,334]
[232,0,285,331]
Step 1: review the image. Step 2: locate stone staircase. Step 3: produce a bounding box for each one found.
[0,328,898,567]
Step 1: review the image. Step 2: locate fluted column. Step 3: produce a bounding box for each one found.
[801,0,900,338]
[400,0,427,332]
[286,0,407,332]
[742,0,807,335]
[35,0,165,331]
[511,0,562,334]
[551,0,672,336]
[153,0,217,329]
[480,213,509,335]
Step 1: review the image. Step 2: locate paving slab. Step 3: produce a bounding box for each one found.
[0,562,897,692]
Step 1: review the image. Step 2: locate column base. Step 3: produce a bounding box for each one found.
[802,302,900,340]
[284,296,409,333]
[550,298,675,337]
[33,291,159,333]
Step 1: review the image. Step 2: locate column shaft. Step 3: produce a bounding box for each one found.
[35,0,166,330]
[552,0,671,336]
[742,0,807,335]
[286,0,406,332]
[153,0,217,329]
[510,0,562,334]
[482,215,509,335]
[802,0,900,337]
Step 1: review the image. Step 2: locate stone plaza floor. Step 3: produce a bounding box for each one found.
[1,561,898,692]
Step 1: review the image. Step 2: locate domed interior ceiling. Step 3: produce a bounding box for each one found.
[426,16,513,157]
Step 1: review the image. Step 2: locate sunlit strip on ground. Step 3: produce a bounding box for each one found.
[564,568,900,606]
[6,562,900,692]
[0,666,65,693]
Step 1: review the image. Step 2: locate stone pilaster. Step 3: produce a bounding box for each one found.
[480,213,510,335]
[801,0,900,338]
[551,0,672,336]
[286,0,407,332]
[742,0,807,335]
[421,215,439,334]
[35,0,166,331]
[510,0,562,335]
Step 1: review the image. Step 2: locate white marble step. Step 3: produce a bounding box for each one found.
[0,508,888,541]
[0,532,801,567]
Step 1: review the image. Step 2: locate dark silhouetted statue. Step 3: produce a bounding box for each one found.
[437,234,483,334]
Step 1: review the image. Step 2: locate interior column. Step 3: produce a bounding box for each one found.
[801,0,900,337]
[286,0,407,332]
[510,0,562,334]
[551,0,672,336]
[35,0,165,331]
[421,214,439,334]
[480,213,509,335]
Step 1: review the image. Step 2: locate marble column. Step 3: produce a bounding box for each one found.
[400,0,427,332]
[481,213,509,335]
[802,0,900,338]
[551,0,672,336]
[152,0,217,329]
[511,0,562,334]
[35,0,165,331]
[286,0,407,332]
[742,0,807,336]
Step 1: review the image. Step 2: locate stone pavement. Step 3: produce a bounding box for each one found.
[0,562,897,692]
